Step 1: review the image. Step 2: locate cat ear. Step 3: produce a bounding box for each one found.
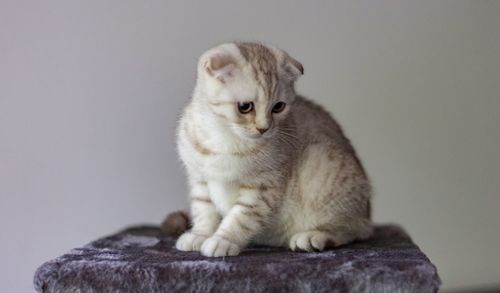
[283,54,304,80]
[200,44,240,83]
[203,54,236,82]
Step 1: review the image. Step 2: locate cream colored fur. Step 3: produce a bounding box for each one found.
[175,42,372,257]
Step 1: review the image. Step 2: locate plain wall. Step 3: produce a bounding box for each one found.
[1,1,499,292]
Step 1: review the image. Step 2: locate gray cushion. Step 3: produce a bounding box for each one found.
[34,224,440,292]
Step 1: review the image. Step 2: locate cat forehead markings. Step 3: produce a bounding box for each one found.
[236,42,280,99]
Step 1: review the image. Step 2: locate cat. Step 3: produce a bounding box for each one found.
[168,42,373,257]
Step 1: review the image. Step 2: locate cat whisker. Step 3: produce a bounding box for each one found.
[278,130,299,141]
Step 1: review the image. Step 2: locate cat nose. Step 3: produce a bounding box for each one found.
[257,127,269,134]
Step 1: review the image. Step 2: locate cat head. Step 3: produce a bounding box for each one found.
[194,42,303,140]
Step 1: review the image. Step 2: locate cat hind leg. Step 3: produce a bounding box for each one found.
[288,224,371,252]
[288,231,337,252]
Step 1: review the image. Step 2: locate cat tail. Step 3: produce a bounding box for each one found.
[160,210,191,238]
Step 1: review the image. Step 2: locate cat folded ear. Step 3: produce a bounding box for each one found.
[283,54,304,81]
[200,44,240,83]
[204,54,236,82]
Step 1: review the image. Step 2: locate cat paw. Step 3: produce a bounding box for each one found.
[289,231,334,252]
[200,235,241,257]
[175,232,208,251]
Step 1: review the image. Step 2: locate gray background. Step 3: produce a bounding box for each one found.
[1,1,499,292]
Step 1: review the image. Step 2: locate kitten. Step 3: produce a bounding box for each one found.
[172,42,372,257]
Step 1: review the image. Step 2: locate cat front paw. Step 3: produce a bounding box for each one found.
[200,235,241,257]
[175,232,208,251]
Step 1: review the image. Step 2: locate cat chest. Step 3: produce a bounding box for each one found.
[206,181,239,216]
[194,153,249,178]
[180,142,256,181]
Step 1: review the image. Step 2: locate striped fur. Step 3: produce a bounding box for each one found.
[175,42,372,257]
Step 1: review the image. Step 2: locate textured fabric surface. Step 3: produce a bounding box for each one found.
[34,225,440,293]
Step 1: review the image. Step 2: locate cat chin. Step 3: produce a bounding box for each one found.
[249,133,264,139]
[237,133,262,140]
[239,131,275,141]
[228,128,256,139]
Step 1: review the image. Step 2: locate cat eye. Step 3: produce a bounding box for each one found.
[272,102,286,113]
[237,102,254,114]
